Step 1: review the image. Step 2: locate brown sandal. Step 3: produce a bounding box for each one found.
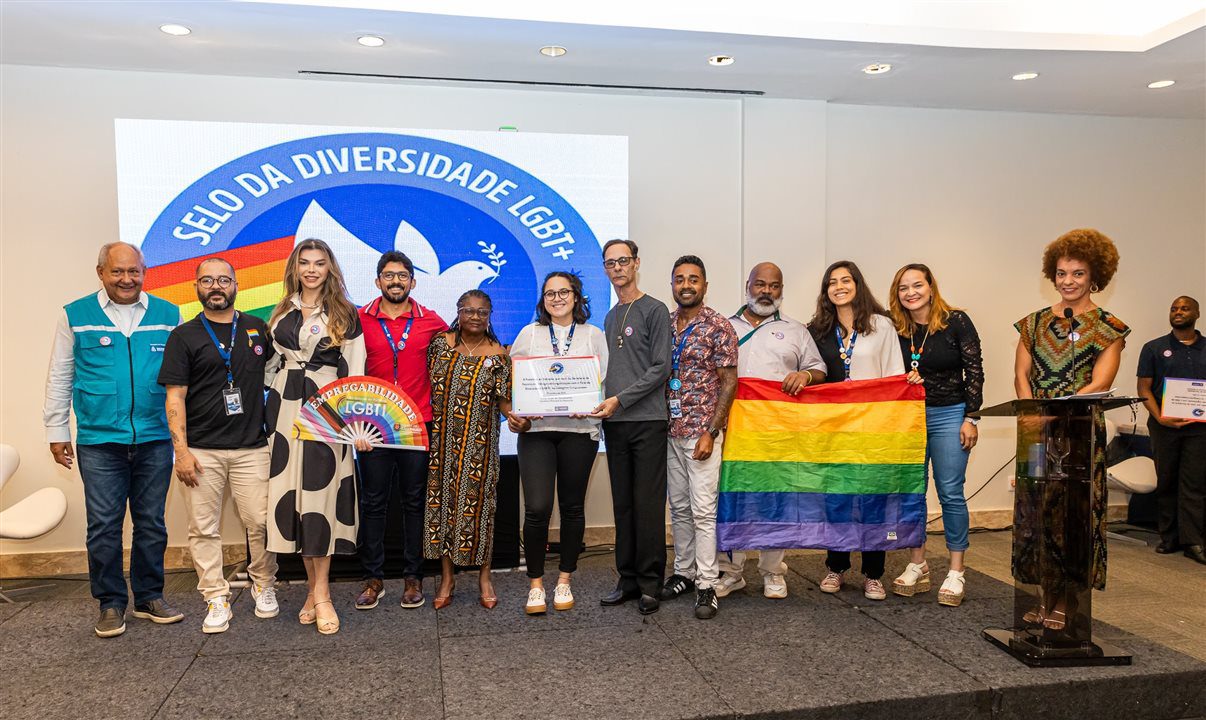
[1042,608,1067,631]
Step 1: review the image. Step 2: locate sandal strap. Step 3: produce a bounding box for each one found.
[939,571,965,593]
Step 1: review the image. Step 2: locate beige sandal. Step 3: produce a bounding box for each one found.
[937,570,965,607]
[298,594,317,625]
[892,562,930,597]
[314,599,340,635]
[1042,608,1067,631]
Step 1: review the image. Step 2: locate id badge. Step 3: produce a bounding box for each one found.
[223,387,244,416]
[668,398,683,419]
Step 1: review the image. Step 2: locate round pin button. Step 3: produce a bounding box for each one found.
[99,336,112,346]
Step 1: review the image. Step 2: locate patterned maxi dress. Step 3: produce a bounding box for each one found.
[266,296,367,556]
[1012,307,1129,590]
[425,334,512,566]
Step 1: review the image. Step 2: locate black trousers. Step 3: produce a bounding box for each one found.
[517,431,600,578]
[1149,419,1206,547]
[602,419,668,597]
[826,550,886,580]
[356,442,429,579]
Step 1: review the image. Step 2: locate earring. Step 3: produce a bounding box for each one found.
[1090,283,1100,293]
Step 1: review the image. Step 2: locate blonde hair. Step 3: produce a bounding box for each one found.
[889,263,957,336]
[270,239,357,347]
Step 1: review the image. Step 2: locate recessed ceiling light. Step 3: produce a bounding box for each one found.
[1147,80,1175,89]
[1012,72,1040,81]
[357,35,385,48]
[862,63,892,75]
[539,45,567,58]
[158,24,191,36]
[708,55,735,67]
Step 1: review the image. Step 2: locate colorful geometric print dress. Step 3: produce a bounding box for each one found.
[1012,307,1129,590]
[424,334,512,566]
[265,296,367,557]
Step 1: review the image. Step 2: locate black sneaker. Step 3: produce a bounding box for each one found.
[95,607,126,638]
[131,598,184,624]
[694,587,718,620]
[659,574,695,601]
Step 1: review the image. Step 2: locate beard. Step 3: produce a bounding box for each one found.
[675,291,703,308]
[747,293,781,317]
[199,291,234,311]
[382,284,410,304]
[1171,317,1196,330]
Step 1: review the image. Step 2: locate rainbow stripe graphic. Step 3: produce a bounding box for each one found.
[718,376,927,552]
[144,236,294,321]
[294,377,429,450]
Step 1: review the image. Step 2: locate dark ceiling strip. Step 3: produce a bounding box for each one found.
[298,70,764,96]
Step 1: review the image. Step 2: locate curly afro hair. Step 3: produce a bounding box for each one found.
[1041,228,1120,291]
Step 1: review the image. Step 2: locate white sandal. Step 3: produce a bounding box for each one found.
[938,570,965,607]
[892,562,930,597]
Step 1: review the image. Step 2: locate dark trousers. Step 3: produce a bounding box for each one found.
[1149,419,1206,547]
[826,550,886,580]
[75,441,172,611]
[602,419,668,597]
[518,431,599,578]
[357,442,429,579]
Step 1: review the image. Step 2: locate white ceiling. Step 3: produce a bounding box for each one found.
[1,0,1204,118]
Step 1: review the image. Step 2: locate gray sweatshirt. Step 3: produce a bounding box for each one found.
[603,293,672,422]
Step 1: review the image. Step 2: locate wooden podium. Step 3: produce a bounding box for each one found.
[975,396,1138,667]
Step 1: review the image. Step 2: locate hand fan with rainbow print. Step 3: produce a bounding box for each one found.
[293,377,429,450]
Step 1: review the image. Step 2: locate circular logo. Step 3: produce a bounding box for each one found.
[774,332,785,340]
[1194,408,1204,418]
[310,325,321,334]
[1163,349,1173,357]
[548,362,565,374]
[624,326,634,337]
[99,336,112,346]
[253,345,264,355]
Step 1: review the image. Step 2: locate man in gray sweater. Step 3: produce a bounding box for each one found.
[592,239,672,614]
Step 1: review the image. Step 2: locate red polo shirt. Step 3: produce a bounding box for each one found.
[359,297,448,422]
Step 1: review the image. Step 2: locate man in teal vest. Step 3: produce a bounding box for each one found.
[43,242,185,638]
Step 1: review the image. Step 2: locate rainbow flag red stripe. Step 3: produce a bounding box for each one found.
[145,236,295,321]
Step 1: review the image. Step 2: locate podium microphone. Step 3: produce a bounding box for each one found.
[1062,307,1078,397]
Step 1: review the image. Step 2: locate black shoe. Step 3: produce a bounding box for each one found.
[638,594,660,615]
[131,598,184,624]
[658,574,695,601]
[1156,541,1182,554]
[1184,545,1206,565]
[94,607,126,638]
[694,587,719,620]
[600,587,641,606]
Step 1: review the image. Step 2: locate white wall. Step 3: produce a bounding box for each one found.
[2,64,1203,558]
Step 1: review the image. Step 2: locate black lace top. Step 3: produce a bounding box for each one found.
[897,310,984,413]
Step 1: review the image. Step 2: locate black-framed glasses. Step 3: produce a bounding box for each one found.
[543,288,573,300]
[603,256,635,269]
[380,271,412,282]
[197,276,235,289]
[458,307,492,319]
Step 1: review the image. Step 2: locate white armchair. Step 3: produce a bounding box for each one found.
[0,443,69,602]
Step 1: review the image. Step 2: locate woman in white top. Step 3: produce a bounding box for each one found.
[508,272,608,615]
[807,260,906,601]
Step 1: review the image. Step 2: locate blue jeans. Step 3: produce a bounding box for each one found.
[925,404,971,551]
[76,441,172,610]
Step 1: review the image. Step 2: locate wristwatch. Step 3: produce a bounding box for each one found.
[964,417,980,426]
[707,427,721,439]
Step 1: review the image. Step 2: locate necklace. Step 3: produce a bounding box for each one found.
[909,325,931,370]
[460,334,487,356]
[616,293,644,348]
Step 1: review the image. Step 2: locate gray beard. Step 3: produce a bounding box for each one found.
[747,295,781,317]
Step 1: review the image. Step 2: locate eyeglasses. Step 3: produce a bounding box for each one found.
[380,271,412,282]
[603,256,635,269]
[543,288,573,300]
[457,308,492,319]
[197,276,235,289]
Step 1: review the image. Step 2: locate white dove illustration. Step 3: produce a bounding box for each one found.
[295,199,499,321]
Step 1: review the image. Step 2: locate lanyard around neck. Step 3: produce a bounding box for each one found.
[377,315,415,385]
[549,322,576,356]
[200,312,239,388]
[835,326,857,381]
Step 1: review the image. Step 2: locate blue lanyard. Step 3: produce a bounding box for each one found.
[835,326,858,382]
[549,322,576,356]
[671,322,698,377]
[377,315,415,384]
[200,312,239,388]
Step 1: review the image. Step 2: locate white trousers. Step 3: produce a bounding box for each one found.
[666,433,723,589]
[718,549,787,577]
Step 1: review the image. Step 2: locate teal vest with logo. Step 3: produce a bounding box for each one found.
[64,293,178,445]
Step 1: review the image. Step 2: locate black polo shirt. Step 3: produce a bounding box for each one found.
[158,313,275,449]
[1137,330,1206,435]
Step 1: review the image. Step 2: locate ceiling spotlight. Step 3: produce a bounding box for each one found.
[862,63,892,75]
[708,55,735,67]
[158,24,191,36]
[539,45,567,58]
[1147,80,1175,89]
[1012,72,1039,81]
[357,35,385,48]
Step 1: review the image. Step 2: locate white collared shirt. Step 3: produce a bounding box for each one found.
[728,308,826,381]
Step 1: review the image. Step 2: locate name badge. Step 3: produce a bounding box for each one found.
[223,387,244,416]
[669,398,683,419]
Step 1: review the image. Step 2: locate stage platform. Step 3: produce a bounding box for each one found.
[2,549,1203,720]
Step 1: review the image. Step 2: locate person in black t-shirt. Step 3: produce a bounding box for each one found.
[158,258,280,634]
[1137,295,1206,565]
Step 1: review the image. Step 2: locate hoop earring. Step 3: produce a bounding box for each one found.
[1090,283,1100,294]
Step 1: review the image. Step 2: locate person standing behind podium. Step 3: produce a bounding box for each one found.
[1012,228,1129,630]
[508,271,608,615]
[1136,296,1206,565]
[808,260,905,601]
[592,239,672,615]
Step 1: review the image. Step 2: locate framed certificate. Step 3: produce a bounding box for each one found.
[512,355,603,417]
[1161,377,1206,422]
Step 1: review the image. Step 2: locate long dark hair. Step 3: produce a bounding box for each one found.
[808,260,888,340]
[449,289,501,345]
[534,271,590,326]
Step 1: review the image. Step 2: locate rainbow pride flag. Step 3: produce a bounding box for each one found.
[718,376,927,552]
[145,236,294,321]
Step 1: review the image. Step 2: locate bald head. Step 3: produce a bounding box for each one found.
[745,262,784,317]
[1171,296,1200,330]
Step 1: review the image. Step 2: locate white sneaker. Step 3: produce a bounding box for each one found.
[713,572,747,598]
[553,583,574,611]
[252,583,279,619]
[763,572,788,599]
[203,596,231,634]
[526,587,547,615]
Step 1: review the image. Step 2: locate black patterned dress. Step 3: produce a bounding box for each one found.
[424,334,512,566]
[266,296,366,557]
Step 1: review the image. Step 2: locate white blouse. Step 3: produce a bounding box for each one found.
[846,314,906,381]
[509,321,609,440]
